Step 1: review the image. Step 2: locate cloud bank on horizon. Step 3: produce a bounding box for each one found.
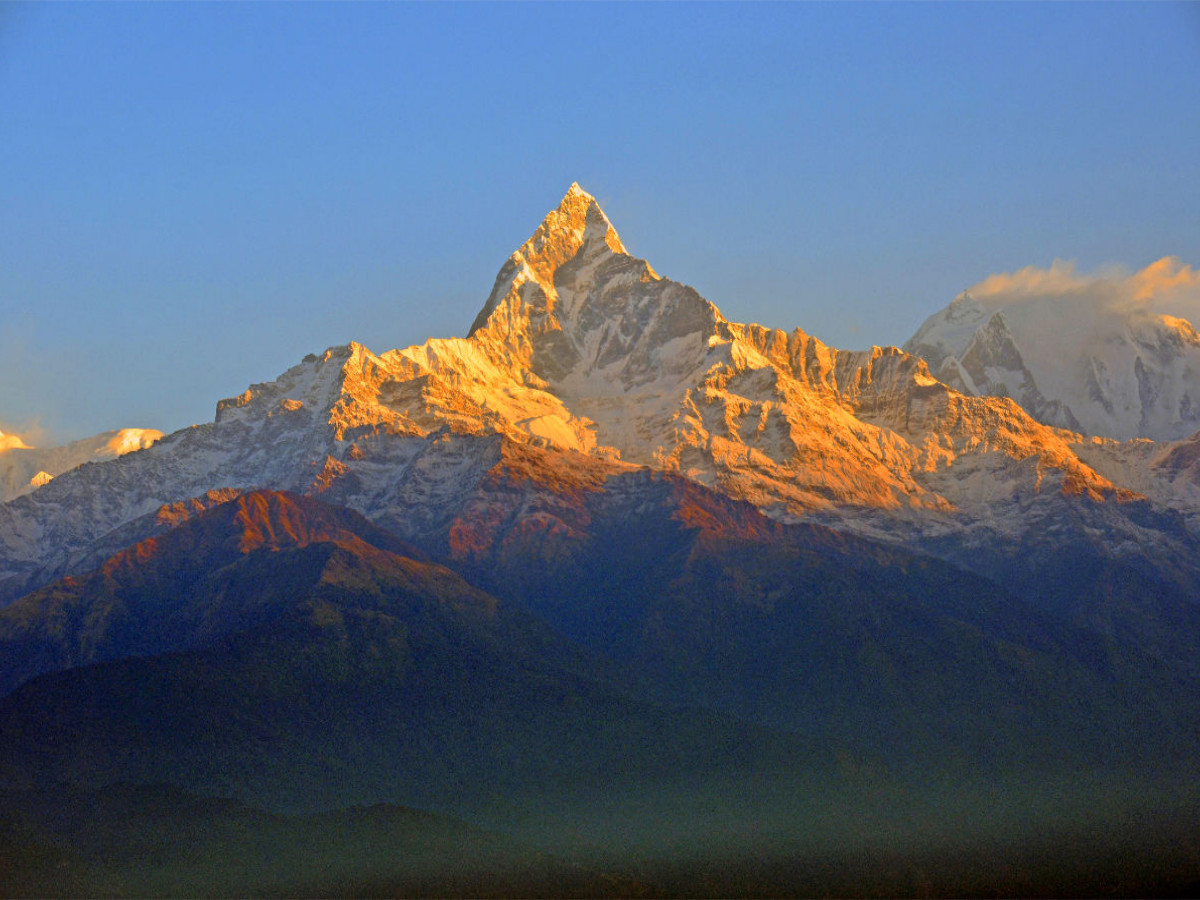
[939,255,1200,381]
[965,257,1200,322]
[903,255,1200,441]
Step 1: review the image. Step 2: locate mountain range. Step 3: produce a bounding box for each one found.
[2,185,1199,896]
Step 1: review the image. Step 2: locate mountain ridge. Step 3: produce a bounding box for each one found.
[1,185,1198,611]
[4,185,1200,897]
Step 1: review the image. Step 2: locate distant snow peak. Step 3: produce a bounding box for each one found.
[0,427,164,503]
[0,424,144,458]
[907,258,1200,440]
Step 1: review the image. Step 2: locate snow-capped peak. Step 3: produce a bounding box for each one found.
[556,182,628,256]
[906,260,1200,440]
[469,183,632,339]
[906,291,988,371]
[2,185,1184,606]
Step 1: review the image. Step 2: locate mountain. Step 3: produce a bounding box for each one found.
[457,184,1130,515]
[3,486,1199,896]
[7,482,1192,773]
[3,186,1200,896]
[0,487,876,878]
[0,489,435,696]
[906,273,1200,441]
[0,427,161,503]
[411,462,1200,767]
[3,185,1200,696]
[0,185,1179,603]
[1,185,1199,683]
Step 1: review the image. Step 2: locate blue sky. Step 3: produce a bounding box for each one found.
[2,1,1198,442]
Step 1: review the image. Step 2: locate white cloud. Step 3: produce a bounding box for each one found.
[966,257,1200,324]
[0,424,38,451]
[0,431,30,452]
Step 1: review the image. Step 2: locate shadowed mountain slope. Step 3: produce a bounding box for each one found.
[0,489,847,826]
[407,462,1200,771]
[0,490,433,697]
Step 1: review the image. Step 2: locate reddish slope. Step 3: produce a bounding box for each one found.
[0,490,461,697]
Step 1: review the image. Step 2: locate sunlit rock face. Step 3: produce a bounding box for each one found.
[0,427,162,503]
[315,183,1131,517]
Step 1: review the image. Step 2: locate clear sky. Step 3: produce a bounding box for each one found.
[2,1,1198,443]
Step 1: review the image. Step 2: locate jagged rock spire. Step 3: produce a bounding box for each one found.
[468,184,628,337]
